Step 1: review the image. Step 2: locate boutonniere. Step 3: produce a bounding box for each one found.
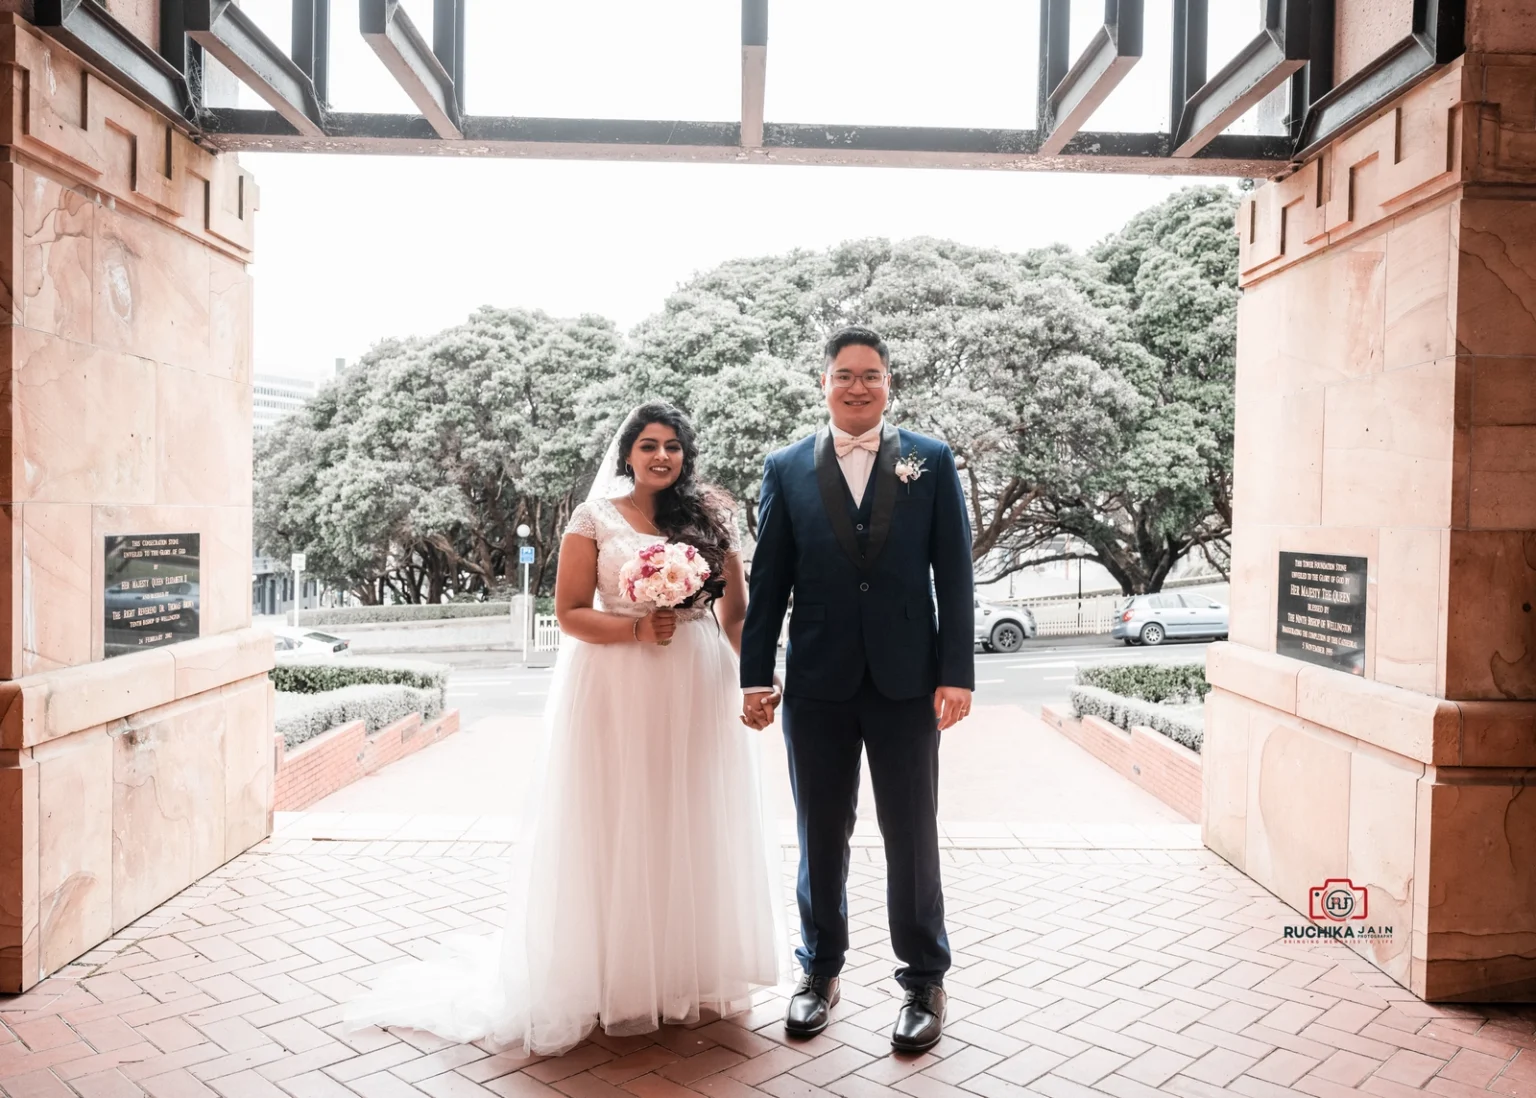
[894,448,926,491]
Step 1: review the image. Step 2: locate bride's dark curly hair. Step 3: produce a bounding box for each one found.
[615,402,733,606]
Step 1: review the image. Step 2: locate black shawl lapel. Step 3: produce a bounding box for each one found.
[862,423,901,570]
[814,426,867,569]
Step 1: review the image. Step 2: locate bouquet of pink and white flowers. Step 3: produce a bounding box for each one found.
[620,542,712,644]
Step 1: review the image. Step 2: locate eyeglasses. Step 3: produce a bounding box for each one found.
[827,370,890,389]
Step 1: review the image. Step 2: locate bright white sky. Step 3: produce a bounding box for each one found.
[234,0,1269,381]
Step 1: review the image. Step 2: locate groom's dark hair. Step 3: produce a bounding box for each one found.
[823,325,890,370]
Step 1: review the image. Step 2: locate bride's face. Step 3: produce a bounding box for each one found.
[628,423,686,492]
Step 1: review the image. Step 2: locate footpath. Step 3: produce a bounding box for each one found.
[278,700,1198,849]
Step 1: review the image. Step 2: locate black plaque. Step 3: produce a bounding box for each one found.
[1276,551,1368,675]
[104,534,201,658]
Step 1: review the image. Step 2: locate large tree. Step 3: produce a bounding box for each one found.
[255,307,619,602]
[1079,184,1238,588]
[256,188,1239,601]
[608,211,1238,591]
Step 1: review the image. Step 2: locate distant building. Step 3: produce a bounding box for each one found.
[253,373,317,432]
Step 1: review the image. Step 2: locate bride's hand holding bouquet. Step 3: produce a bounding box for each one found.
[621,541,712,646]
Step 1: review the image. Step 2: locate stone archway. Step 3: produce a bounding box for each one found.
[1,0,1533,1007]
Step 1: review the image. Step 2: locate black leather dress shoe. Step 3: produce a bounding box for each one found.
[891,984,946,1052]
[785,973,840,1037]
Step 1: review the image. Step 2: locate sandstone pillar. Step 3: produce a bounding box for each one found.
[1208,8,1536,1001]
[0,16,274,992]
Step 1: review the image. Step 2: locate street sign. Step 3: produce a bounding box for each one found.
[291,552,307,572]
[519,546,536,565]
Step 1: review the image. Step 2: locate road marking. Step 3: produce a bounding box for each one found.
[518,691,547,697]
[976,679,1004,685]
[1042,675,1075,681]
[1005,661,1079,669]
[447,691,481,696]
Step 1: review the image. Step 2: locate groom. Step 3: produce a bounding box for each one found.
[740,325,974,1053]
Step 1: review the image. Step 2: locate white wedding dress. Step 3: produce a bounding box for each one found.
[345,497,785,1055]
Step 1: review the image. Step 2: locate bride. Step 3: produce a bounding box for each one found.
[346,401,786,1053]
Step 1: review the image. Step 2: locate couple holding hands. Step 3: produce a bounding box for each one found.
[349,325,976,1059]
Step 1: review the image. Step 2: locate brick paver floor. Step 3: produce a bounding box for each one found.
[4,834,1534,1098]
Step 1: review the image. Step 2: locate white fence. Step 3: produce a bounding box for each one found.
[534,614,562,651]
[1019,593,1124,637]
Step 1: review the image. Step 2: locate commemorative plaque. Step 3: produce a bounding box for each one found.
[1276,551,1367,675]
[104,534,201,658]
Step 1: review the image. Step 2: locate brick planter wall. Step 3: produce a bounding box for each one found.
[273,708,461,812]
[1041,703,1202,822]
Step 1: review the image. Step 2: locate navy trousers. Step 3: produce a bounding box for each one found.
[781,672,950,989]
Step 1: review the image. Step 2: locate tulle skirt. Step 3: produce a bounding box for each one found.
[344,616,787,1054]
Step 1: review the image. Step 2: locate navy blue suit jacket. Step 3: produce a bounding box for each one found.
[740,424,976,703]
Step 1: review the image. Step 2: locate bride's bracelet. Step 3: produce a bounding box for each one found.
[632,618,642,642]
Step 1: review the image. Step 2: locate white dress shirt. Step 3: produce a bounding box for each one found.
[830,419,885,507]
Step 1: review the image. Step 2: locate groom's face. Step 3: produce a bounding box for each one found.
[822,345,889,436]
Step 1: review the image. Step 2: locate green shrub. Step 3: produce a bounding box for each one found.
[275,683,444,748]
[271,656,449,695]
[1070,684,1204,753]
[296,603,511,626]
[1075,661,1208,704]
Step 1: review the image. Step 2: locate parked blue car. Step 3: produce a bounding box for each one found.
[1112,592,1229,646]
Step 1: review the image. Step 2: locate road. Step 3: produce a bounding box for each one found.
[417,636,1215,727]
[308,633,1213,824]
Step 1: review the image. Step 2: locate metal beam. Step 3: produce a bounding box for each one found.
[360,0,462,140]
[159,0,192,81]
[1171,0,1309,157]
[741,0,767,148]
[432,0,466,113]
[187,0,326,137]
[1036,0,1070,135]
[292,0,331,105]
[1170,0,1207,145]
[1038,0,1144,157]
[1288,0,1333,141]
[1294,0,1463,156]
[35,0,196,127]
[202,107,1290,175]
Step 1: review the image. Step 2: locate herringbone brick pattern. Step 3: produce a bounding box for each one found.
[4,838,1534,1098]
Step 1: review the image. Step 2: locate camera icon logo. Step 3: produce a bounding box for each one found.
[1309,878,1369,922]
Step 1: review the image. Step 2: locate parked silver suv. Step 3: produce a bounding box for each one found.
[1112,592,1229,646]
[975,600,1037,653]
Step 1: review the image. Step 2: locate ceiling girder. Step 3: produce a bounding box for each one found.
[35,0,196,128]
[360,0,462,140]
[1171,0,1309,157]
[186,0,326,137]
[21,0,1469,176]
[1037,0,1146,158]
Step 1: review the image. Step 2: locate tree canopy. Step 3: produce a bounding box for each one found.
[254,186,1238,601]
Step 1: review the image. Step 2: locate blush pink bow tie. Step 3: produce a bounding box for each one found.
[833,429,881,459]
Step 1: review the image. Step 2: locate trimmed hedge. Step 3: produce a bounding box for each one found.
[296,602,511,626]
[1070,684,1204,754]
[275,684,444,749]
[271,657,449,695]
[1076,661,1209,705]
[272,657,450,749]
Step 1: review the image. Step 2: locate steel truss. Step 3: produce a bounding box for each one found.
[29,0,1464,176]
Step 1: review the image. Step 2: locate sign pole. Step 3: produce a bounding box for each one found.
[291,551,307,628]
[515,527,535,664]
[1076,552,1083,631]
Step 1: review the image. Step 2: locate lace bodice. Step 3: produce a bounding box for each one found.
[565,498,736,621]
